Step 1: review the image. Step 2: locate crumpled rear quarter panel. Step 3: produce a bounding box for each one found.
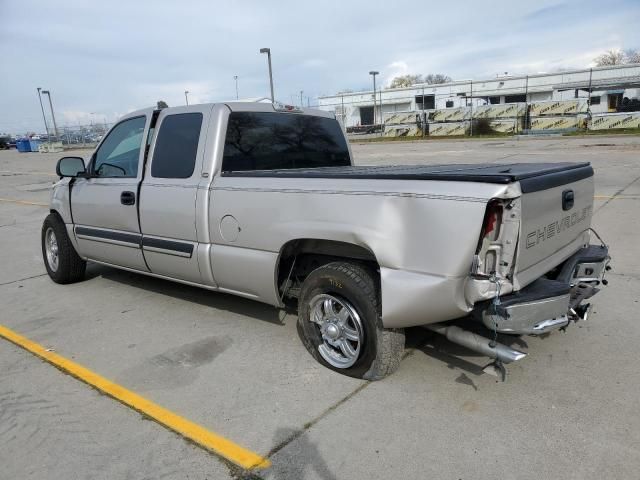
[210,176,514,327]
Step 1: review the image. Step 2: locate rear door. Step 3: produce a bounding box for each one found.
[71,112,151,270]
[139,105,212,283]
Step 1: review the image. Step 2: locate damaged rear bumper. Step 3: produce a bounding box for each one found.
[474,244,610,335]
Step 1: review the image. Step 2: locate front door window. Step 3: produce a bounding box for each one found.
[93,116,146,177]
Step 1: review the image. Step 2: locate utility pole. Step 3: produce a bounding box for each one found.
[369,71,379,127]
[36,88,51,139]
[379,87,383,136]
[184,90,189,105]
[422,86,425,138]
[260,48,275,102]
[469,80,473,137]
[524,75,529,132]
[41,90,59,140]
[234,76,239,100]
[300,90,303,107]
[587,68,593,107]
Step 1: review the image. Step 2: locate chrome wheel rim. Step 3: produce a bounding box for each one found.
[45,227,59,272]
[309,294,363,368]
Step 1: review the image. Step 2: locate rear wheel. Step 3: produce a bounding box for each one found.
[297,262,405,380]
[41,213,86,284]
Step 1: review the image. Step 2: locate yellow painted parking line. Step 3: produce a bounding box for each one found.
[0,324,270,470]
[0,198,48,207]
[0,170,57,177]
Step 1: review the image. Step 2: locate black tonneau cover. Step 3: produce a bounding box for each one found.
[222,162,593,193]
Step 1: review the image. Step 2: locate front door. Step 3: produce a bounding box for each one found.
[71,113,151,270]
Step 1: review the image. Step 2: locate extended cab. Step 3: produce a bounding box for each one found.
[43,102,610,380]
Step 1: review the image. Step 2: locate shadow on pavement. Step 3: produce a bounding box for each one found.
[268,427,337,480]
[85,263,285,325]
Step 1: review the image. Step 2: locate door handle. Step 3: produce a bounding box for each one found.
[120,191,136,205]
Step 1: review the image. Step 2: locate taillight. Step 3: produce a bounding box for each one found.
[473,200,504,276]
[479,200,503,244]
[471,199,514,278]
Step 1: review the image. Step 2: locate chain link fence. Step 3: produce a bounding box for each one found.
[325,68,640,138]
[57,123,114,147]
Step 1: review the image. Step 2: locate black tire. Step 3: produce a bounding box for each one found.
[41,213,86,284]
[297,262,405,380]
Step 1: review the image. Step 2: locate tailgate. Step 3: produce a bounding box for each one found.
[514,165,594,288]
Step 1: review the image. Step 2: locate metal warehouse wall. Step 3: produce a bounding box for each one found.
[320,64,640,127]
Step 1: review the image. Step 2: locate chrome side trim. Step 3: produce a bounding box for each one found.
[211,186,489,203]
[142,245,192,258]
[141,236,194,257]
[75,226,141,249]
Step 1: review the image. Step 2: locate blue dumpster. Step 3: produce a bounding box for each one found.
[16,139,31,152]
[29,139,42,152]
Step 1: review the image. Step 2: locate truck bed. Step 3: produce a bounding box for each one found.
[223,162,593,193]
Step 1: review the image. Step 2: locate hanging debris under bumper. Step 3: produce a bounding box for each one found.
[474,244,610,335]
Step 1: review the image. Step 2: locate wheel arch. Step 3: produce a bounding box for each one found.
[275,238,380,304]
[48,209,81,254]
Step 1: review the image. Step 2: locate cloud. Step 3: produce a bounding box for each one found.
[383,61,410,86]
[1,0,639,132]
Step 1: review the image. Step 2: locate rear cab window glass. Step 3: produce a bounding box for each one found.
[222,112,350,171]
[151,113,203,179]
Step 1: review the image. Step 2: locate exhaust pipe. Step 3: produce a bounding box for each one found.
[424,324,526,364]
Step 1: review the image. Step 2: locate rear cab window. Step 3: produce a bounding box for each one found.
[222,112,350,172]
[151,113,203,179]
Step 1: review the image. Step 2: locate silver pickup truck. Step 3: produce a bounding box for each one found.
[43,102,610,380]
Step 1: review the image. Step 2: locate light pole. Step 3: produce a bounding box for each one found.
[36,88,51,139]
[260,48,275,102]
[41,90,59,140]
[369,71,379,126]
[184,90,189,105]
[234,75,239,100]
[300,90,303,107]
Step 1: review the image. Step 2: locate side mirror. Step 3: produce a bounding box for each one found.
[56,156,86,178]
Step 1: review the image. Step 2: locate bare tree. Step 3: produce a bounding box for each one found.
[389,74,423,88]
[424,73,452,84]
[594,50,625,66]
[624,48,640,64]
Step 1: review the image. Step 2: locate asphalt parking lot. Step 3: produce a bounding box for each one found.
[1,135,639,480]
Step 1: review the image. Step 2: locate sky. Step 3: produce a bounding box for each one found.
[1,0,639,133]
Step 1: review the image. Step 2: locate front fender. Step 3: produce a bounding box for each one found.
[50,179,72,224]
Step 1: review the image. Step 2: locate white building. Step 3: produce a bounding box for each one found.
[318,64,640,127]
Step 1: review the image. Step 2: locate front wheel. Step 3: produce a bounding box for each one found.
[41,213,86,284]
[297,262,405,380]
